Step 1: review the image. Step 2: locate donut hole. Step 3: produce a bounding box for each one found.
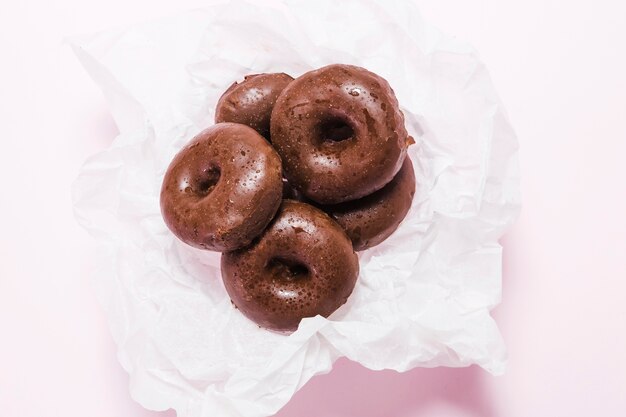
[194,166,221,197]
[267,257,310,281]
[317,116,355,144]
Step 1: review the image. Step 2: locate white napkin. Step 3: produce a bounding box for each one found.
[71,1,521,416]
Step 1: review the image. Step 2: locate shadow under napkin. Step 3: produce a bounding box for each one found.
[274,358,496,417]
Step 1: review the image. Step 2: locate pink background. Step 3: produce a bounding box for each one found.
[1,0,625,416]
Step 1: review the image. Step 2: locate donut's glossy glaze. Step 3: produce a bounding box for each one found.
[160,123,283,252]
[221,200,359,332]
[320,157,416,251]
[215,73,294,140]
[271,64,412,204]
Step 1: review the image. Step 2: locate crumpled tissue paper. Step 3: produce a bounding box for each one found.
[70,1,521,416]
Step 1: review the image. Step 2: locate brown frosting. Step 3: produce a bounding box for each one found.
[160,123,283,252]
[215,73,294,140]
[320,157,416,251]
[270,64,412,204]
[221,200,359,332]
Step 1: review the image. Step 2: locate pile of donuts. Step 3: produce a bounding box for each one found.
[160,64,415,332]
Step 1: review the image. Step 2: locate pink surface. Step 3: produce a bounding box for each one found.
[1,1,625,416]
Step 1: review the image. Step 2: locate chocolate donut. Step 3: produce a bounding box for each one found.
[215,73,294,140]
[270,64,412,204]
[160,123,283,252]
[221,200,359,332]
[320,157,416,251]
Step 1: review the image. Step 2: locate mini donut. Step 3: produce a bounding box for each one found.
[160,123,283,252]
[221,200,359,332]
[320,157,416,251]
[215,73,294,140]
[270,64,413,204]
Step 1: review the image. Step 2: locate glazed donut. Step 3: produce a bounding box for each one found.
[160,123,283,252]
[270,64,412,204]
[221,200,359,332]
[320,157,416,251]
[215,73,294,140]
